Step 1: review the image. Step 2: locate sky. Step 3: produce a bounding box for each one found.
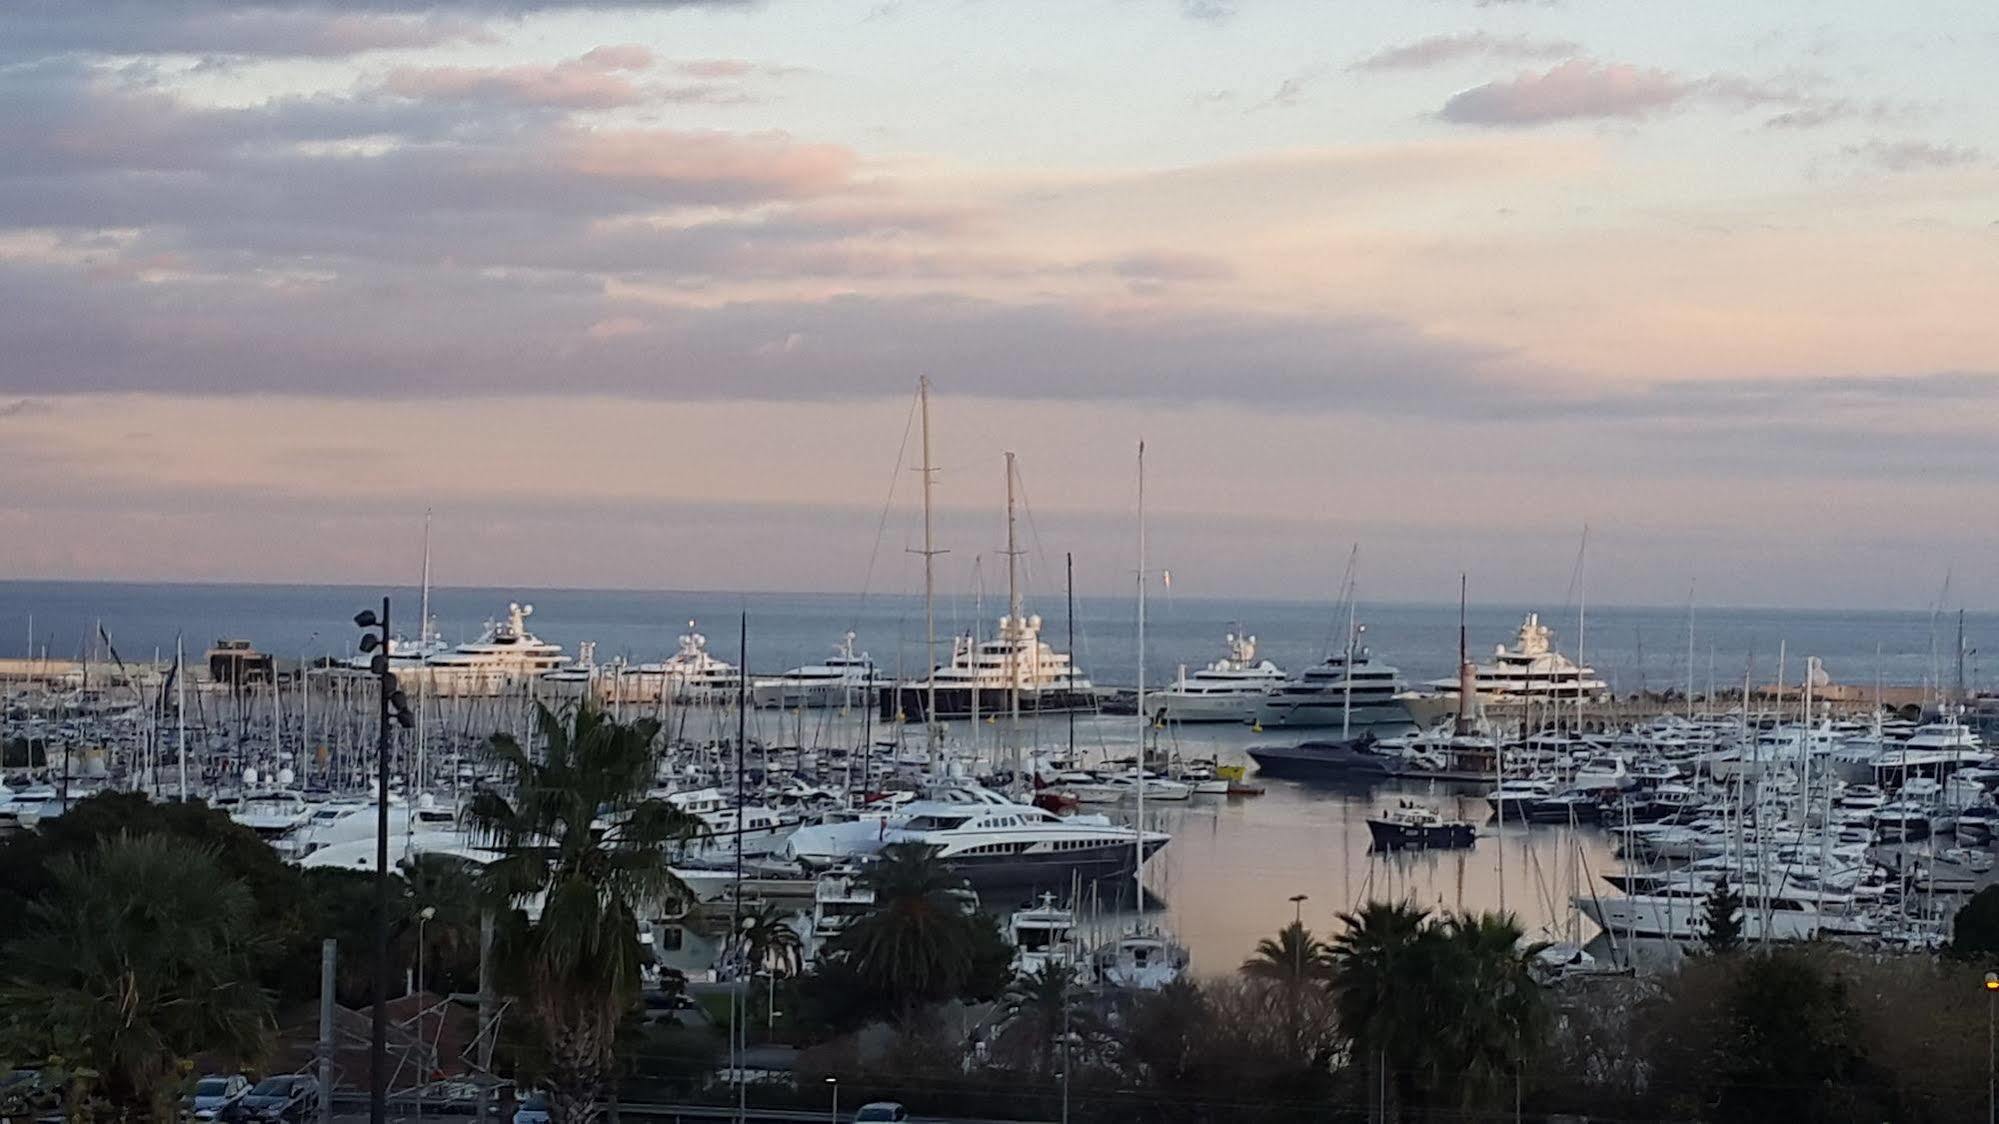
[1,0,1995,610]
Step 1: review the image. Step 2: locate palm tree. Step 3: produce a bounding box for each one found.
[1433,911,1550,1110]
[737,901,804,980]
[1241,920,1336,1066]
[400,852,486,996]
[466,702,707,1124]
[992,962,1100,1077]
[829,842,1006,1018]
[0,834,272,1119]
[1242,920,1335,986]
[1328,901,1441,1119]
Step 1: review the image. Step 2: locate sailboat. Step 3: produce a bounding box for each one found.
[1094,441,1189,990]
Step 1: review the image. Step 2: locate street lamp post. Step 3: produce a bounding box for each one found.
[415,906,436,996]
[1986,971,1997,1124]
[355,602,415,1124]
[824,1076,838,1124]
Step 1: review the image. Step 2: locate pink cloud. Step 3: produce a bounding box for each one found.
[553,128,856,197]
[1353,31,1579,72]
[677,58,758,79]
[1440,60,1691,125]
[577,44,655,71]
[383,44,661,110]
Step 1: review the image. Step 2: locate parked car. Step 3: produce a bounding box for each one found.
[186,1074,251,1119]
[234,1076,317,1123]
[852,1103,908,1123]
[511,1091,549,1124]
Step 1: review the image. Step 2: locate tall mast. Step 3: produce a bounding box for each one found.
[1134,440,1146,921]
[1004,452,1022,772]
[1455,574,1474,736]
[416,510,431,794]
[1686,581,1696,723]
[419,510,433,648]
[1066,552,1075,764]
[917,378,942,768]
[1575,524,1588,735]
[176,635,188,802]
[1956,609,1967,713]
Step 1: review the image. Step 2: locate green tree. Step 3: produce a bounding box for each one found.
[822,842,1011,1021]
[1432,911,1550,1111]
[1241,920,1335,1067]
[0,791,314,1003]
[401,852,486,996]
[0,834,273,1120]
[736,900,805,980]
[1241,920,1335,986]
[1328,900,1440,1118]
[1702,879,1745,955]
[1951,885,1999,960]
[465,703,707,1124]
[991,962,1100,1078]
[1714,948,1880,1123]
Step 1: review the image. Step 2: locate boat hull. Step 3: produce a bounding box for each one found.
[1250,698,1417,731]
[883,685,1103,722]
[938,837,1170,888]
[1246,739,1400,779]
[1365,819,1475,850]
[751,681,878,709]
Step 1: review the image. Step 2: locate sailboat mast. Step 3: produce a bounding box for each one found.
[1686,581,1696,723]
[1005,452,1021,767]
[416,511,431,794]
[176,635,188,802]
[1455,574,1473,736]
[919,377,940,768]
[1066,552,1075,763]
[1134,441,1146,918]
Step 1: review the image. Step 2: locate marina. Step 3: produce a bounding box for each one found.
[5,582,1999,977]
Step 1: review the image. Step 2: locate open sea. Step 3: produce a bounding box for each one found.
[3,580,1992,693]
[4,581,1991,970]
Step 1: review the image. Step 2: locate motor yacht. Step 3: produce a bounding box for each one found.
[1152,631,1285,724]
[1423,614,1606,701]
[1249,639,1417,732]
[782,785,1168,888]
[882,614,1100,722]
[752,633,890,709]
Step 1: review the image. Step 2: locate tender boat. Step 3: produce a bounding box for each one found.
[1365,801,1476,850]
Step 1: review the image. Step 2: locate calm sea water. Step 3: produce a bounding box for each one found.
[3,580,1991,693]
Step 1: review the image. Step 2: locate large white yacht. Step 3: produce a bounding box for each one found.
[1424,614,1607,701]
[782,785,1167,888]
[752,632,891,709]
[1152,630,1286,724]
[882,614,1100,722]
[1250,636,1418,731]
[351,603,572,697]
[621,627,743,704]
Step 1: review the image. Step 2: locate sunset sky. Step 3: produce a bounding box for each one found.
[2,0,1995,608]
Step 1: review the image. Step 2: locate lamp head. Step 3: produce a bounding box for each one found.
[354,610,379,629]
[358,634,380,653]
[1985,972,1998,991]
